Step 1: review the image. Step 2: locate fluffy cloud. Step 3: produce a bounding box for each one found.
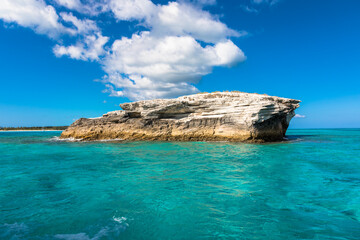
[108,1,242,43]
[152,2,242,43]
[102,74,200,100]
[0,0,102,37]
[60,12,98,34]
[53,33,109,61]
[53,12,108,61]
[0,0,247,100]
[53,0,107,15]
[101,32,245,100]
[54,0,83,10]
[99,1,246,100]
[109,0,156,21]
[0,0,68,37]
[104,32,244,82]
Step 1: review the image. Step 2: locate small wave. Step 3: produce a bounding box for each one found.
[49,136,83,142]
[97,138,124,142]
[49,137,124,143]
[1,217,129,240]
[55,217,128,240]
[0,222,29,239]
[283,137,304,143]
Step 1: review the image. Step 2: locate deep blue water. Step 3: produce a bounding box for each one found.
[0,129,360,240]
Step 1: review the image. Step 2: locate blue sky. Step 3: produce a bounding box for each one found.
[0,0,359,128]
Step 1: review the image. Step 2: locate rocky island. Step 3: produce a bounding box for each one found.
[60,92,300,142]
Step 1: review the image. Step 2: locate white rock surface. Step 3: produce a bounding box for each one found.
[61,92,300,142]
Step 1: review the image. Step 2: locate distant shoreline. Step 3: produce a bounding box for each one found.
[0,126,68,132]
[0,130,64,132]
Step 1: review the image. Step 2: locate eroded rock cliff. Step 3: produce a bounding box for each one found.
[60,92,300,142]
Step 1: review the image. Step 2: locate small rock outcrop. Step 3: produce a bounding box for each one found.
[60,92,300,142]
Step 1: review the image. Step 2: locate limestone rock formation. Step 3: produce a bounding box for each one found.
[60,92,300,142]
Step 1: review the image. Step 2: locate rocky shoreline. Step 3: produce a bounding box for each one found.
[60,92,300,142]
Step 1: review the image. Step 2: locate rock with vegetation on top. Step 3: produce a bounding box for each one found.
[60,91,300,142]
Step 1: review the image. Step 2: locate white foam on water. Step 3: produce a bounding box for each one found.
[113,216,127,224]
[54,217,129,240]
[97,138,124,142]
[49,136,83,142]
[49,136,124,143]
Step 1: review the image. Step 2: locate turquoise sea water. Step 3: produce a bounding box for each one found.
[0,129,360,240]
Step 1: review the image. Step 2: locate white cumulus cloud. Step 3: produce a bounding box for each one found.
[53,12,108,61]
[54,33,109,61]
[152,2,241,43]
[99,1,246,100]
[54,0,107,15]
[0,0,247,100]
[0,0,69,38]
[60,12,98,34]
[101,31,245,100]
[109,0,156,21]
[54,0,83,10]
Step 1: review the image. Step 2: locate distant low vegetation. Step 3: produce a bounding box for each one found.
[196,91,269,96]
[0,126,68,131]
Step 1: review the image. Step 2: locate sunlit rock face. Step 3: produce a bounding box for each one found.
[61,92,300,142]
